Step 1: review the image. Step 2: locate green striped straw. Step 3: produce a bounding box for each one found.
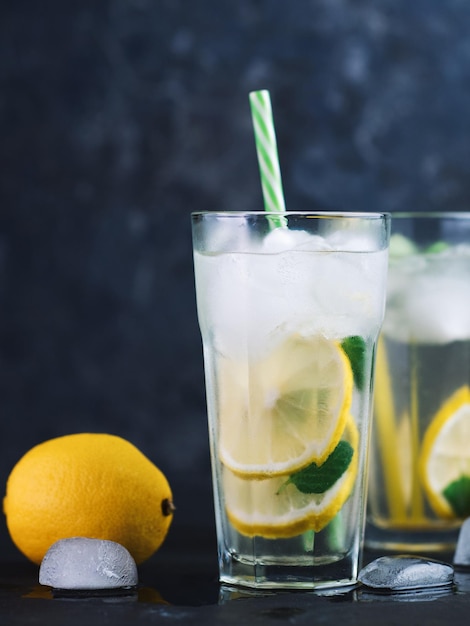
[249,90,287,228]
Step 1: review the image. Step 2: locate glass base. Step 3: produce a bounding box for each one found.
[365,522,459,554]
[218,551,359,590]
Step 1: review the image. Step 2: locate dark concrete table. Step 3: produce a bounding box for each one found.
[1,527,469,626]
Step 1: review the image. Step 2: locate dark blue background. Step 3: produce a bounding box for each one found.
[1,0,470,557]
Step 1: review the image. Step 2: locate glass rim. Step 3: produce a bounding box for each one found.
[390,211,470,219]
[191,211,390,220]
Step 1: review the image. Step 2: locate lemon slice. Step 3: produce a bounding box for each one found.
[223,416,359,537]
[218,334,354,478]
[420,386,470,519]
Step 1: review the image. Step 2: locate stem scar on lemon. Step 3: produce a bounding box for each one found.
[3,433,174,566]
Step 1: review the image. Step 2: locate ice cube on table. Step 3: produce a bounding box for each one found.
[39,537,138,590]
[358,556,454,591]
[453,518,470,567]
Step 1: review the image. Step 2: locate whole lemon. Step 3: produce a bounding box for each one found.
[3,433,174,565]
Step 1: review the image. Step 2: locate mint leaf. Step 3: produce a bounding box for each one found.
[283,441,354,494]
[389,233,418,258]
[341,336,366,391]
[443,475,470,518]
[425,241,449,254]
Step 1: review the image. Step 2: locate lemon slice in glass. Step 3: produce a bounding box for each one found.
[218,334,354,479]
[223,416,359,537]
[419,386,470,519]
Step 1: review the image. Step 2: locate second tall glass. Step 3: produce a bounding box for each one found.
[367,212,470,552]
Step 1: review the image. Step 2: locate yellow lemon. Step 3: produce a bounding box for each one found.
[223,416,359,537]
[3,433,174,565]
[219,333,354,478]
[420,386,470,519]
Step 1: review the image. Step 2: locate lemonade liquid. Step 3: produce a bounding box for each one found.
[367,239,470,551]
[193,212,389,589]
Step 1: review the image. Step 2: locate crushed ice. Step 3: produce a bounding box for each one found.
[39,537,138,590]
[194,226,388,359]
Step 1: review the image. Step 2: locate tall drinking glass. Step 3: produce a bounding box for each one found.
[192,211,390,589]
[367,212,470,552]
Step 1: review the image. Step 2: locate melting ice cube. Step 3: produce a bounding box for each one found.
[454,518,470,567]
[39,537,138,590]
[358,555,454,591]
